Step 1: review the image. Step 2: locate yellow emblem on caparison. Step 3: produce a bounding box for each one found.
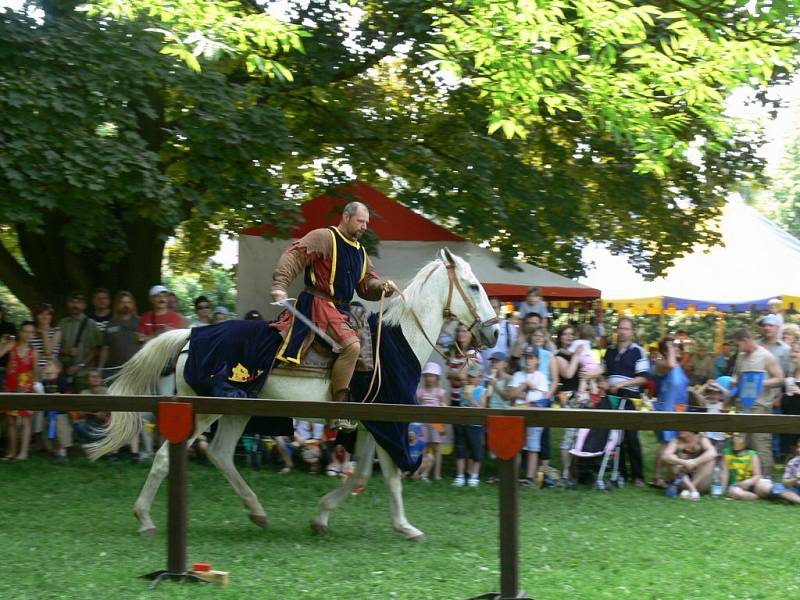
[228,363,263,383]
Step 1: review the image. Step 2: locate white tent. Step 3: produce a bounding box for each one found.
[579,197,800,310]
[237,182,599,318]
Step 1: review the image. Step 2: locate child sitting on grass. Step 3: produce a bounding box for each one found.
[783,440,800,495]
[722,433,800,504]
[661,430,717,500]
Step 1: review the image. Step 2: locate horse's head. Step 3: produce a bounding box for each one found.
[439,248,499,349]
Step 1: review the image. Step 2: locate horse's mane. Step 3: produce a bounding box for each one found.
[382,259,444,327]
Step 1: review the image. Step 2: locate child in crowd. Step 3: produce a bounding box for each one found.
[568,323,599,398]
[485,351,516,409]
[1,320,39,460]
[416,362,448,481]
[512,345,549,487]
[517,287,548,326]
[324,427,351,478]
[661,430,717,500]
[699,380,728,495]
[75,369,109,449]
[766,298,784,329]
[452,364,488,488]
[783,440,800,495]
[722,433,800,504]
[408,423,433,481]
[277,420,325,474]
[41,361,73,461]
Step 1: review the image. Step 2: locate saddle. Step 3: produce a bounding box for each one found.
[271,303,375,378]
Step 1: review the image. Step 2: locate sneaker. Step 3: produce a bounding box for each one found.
[520,477,536,488]
[452,475,465,487]
[560,478,577,490]
[542,475,557,488]
[331,419,358,432]
[468,476,479,488]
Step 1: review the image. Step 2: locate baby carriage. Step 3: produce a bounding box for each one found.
[568,395,626,490]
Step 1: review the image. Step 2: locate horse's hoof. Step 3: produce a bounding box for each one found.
[249,514,269,529]
[139,527,158,537]
[408,533,426,543]
[310,520,328,536]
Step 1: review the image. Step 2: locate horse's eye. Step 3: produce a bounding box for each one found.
[469,284,479,292]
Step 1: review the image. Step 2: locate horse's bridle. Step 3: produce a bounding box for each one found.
[408,257,498,358]
[441,260,498,340]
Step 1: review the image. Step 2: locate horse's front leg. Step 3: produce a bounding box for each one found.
[376,444,425,542]
[206,414,269,528]
[311,426,375,535]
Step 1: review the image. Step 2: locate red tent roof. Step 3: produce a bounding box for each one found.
[241,182,463,241]
[241,182,600,301]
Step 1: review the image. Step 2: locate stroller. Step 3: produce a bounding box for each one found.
[568,395,626,490]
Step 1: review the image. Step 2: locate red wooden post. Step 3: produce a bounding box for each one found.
[469,415,532,600]
[144,401,204,587]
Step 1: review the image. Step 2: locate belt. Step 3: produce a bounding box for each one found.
[303,288,349,306]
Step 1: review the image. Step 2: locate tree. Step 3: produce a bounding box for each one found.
[0,0,304,310]
[1,0,798,313]
[754,112,800,237]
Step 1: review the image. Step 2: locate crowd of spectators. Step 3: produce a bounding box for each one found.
[406,287,800,504]
[3,283,800,506]
[0,286,239,463]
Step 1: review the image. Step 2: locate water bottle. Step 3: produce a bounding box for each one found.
[711,464,722,497]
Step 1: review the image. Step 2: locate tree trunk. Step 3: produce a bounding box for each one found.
[0,213,166,317]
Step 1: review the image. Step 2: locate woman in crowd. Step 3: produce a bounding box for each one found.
[31,303,61,373]
[781,342,800,459]
[0,301,17,391]
[553,324,587,487]
[446,323,482,487]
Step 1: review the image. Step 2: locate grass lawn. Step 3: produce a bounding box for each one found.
[1,448,799,600]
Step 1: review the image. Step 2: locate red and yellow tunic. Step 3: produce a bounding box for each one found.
[271,226,387,363]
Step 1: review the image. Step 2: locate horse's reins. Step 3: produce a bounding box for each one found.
[362,257,498,402]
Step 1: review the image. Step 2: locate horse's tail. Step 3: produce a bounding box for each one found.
[85,328,192,461]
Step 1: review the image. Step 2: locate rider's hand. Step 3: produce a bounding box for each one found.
[271,289,288,302]
[382,280,401,297]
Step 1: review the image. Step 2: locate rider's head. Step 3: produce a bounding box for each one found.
[340,202,370,241]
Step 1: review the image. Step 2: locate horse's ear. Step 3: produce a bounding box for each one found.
[440,247,455,266]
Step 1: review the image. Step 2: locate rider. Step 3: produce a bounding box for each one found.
[270,201,400,402]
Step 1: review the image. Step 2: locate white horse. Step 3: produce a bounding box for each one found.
[87,248,498,541]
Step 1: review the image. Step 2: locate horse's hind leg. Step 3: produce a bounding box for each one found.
[311,427,375,535]
[133,414,219,536]
[206,414,269,528]
[376,444,425,541]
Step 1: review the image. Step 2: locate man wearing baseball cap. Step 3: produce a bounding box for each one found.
[137,284,184,345]
[758,314,790,377]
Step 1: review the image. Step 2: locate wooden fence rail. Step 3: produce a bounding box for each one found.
[3,392,800,599]
[2,393,800,433]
